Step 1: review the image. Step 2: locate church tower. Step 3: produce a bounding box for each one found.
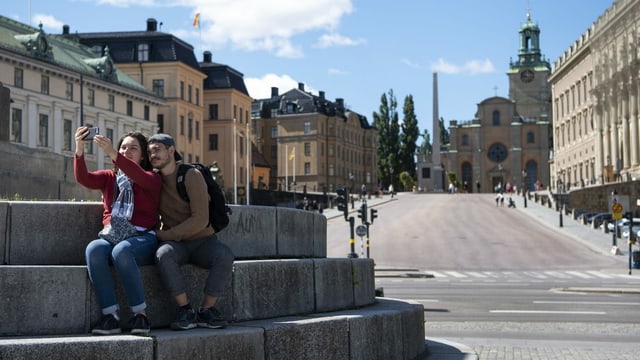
[507,10,551,122]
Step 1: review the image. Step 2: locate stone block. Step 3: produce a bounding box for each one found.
[232,259,314,321]
[0,266,90,336]
[154,327,264,360]
[313,214,327,258]
[276,207,315,257]
[313,258,354,312]
[245,315,350,360]
[0,335,153,360]
[217,205,278,259]
[7,201,102,265]
[352,258,376,307]
[0,202,7,264]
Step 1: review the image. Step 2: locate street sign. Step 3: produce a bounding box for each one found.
[612,202,623,220]
[355,225,367,237]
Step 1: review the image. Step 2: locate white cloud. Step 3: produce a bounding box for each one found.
[401,58,421,69]
[32,14,64,31]
[314,33,365,48]
[328,68,348,75]
[245,73,318,99]
[189,0,354,58]
[431,58,495,75]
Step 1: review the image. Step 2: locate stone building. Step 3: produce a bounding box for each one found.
[0,15,162,200]
[252,84,378,195]
[442,12,552,193]
[550,0,640,195]
[75,18,255,204]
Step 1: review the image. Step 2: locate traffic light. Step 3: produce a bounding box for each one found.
[357,203,367,223]
[336,187,348,219]
[370,208,378,224]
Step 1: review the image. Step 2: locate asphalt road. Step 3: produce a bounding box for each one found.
[326,193,640,359]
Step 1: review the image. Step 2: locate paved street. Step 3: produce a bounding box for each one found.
[324,192,640,359]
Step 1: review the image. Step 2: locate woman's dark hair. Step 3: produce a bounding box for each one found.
[112,131,153,171]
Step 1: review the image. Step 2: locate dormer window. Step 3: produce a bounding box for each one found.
[137,43,149,62]
[84,46,115,80]
[14,24,51,59]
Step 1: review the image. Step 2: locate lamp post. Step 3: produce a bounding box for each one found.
[522,170,527,208]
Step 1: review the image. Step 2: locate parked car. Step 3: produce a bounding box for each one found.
[587,212,612,228]
[605,218,640,232]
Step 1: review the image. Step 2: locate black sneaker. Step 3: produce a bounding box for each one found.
[170,307,197,330]
[197,307,228,329]
[128,313,150,335]
[91,314,121,335]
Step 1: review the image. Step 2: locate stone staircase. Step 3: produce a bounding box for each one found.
[0,201,426,360]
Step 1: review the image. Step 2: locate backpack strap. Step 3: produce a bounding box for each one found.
[176,164,191,202]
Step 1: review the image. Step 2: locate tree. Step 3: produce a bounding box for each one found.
[399,171,415,192]
[372,89,401,190]
[439,117,450,145]
[400,95,419,180]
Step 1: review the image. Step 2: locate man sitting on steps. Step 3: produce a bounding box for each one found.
[148,134,234,330]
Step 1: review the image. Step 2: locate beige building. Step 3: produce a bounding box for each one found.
[253,84,378,195]
[76,19,255,204]
[443,12,552,192]
[550,0,640,193]
[0,16,163,200]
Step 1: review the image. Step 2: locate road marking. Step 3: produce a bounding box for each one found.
[544,271,572,279]
[586,270,614,279]
[443,271,467,278]
[490,310,606,315]
[533,300,640,306]
[565,271,593,279]
[466,271,489,278]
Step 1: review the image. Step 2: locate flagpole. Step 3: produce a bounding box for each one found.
[233,117,237,204]
[246,121,250,205]
[285,144,289,191]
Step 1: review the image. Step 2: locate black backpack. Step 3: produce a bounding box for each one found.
[176,163,231,232]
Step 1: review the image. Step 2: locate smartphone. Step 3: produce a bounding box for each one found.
[83,127,99,140]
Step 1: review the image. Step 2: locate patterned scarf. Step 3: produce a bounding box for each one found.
[111,170,134,220]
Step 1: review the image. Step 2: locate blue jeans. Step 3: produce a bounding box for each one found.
[85,232,157,315]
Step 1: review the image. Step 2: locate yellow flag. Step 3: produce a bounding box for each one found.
[289,147,295,160]
[193,13,200,28]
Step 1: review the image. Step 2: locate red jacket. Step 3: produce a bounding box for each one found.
[74,154,161,229]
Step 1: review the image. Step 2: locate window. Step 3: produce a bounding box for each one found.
[66,81,73,101]
[108,94,114,111]
[137,43,149,62]
[11,108,22,142]
[271,126,278,138]
[106,128,114,144]
[38,114,49,147]
[461,134,469,146]
[180,81,184,100]
[328,144,335,156]
[421,167,431,179]
[526,131,535,144]
[188,85,192,103]
[209,134,218,150]
[157,114,164,133]
[126,100,133,116]
[304,162,311,175]
[487,143,507,163]
[152,79,164,97]
[188,114,193,140]
[233,105,237,119]
[195,121,200,140]
[304,142,311,156]
[88,89,95,106]
[329,164,335,176]
[492,110,500,126]
[63,119,73,151]
[180,115,184,135]
[41,75,49,95]
[270,144,277,158]
[14,68,23,88]
[144,105,149,120]
[304,122,311,134]
[209,104,219,120]
[195,88,200,106]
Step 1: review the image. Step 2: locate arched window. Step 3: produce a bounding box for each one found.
[526,131,535,144]
[461,134,469,146]
[492,110,500,126]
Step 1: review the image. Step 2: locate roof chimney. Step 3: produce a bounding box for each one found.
[203,51,212,63]
[319,91,325,100]
[62,25,70,35]
[271,87,279,98]
[336,98,344,109]
[298,82,305,91]
[146,18,158,32]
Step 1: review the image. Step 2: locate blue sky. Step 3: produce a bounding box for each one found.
[7,0,612,137]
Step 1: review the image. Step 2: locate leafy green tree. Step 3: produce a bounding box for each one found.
[439,117,450,145]
[372,89,401,190]
[399,171,415,192]
[400,95,419,180]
